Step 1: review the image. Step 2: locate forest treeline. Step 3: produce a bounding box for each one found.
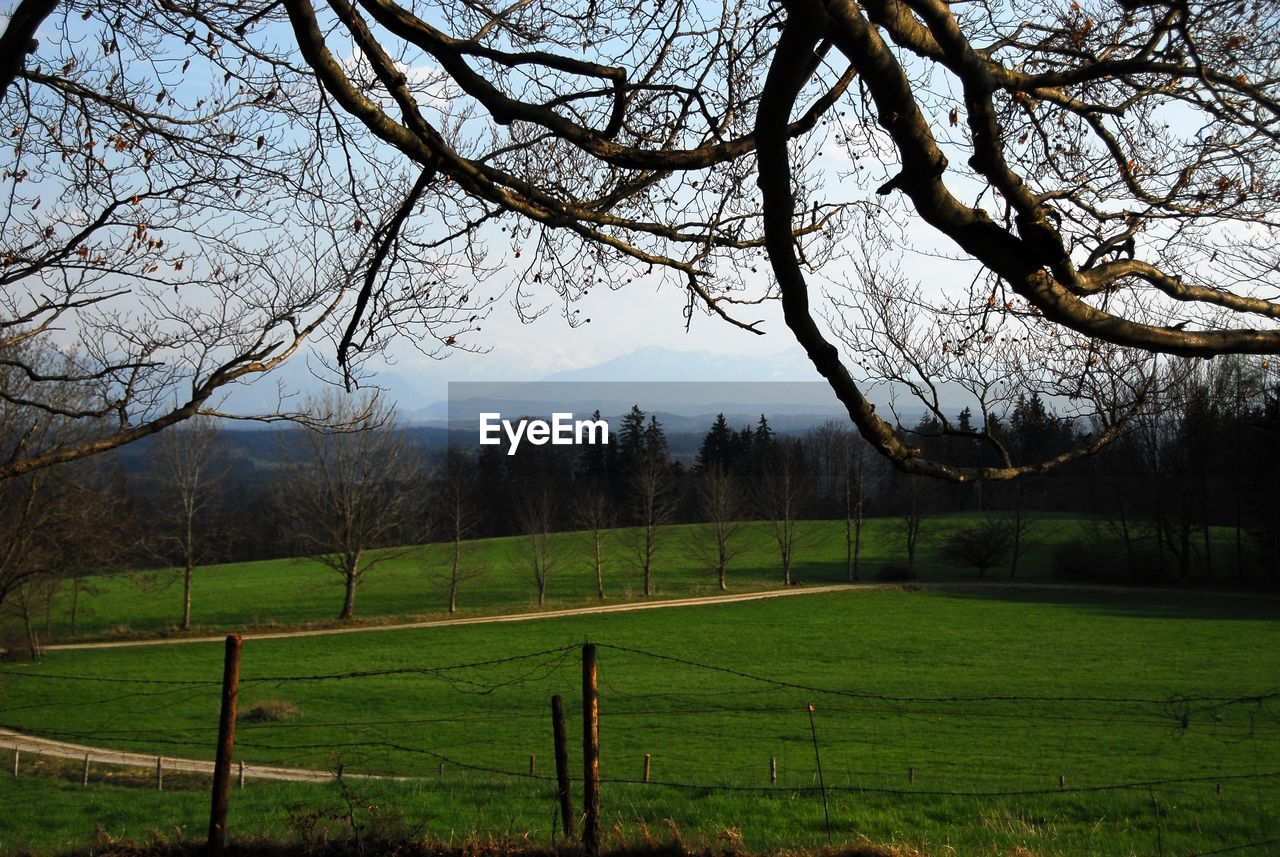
[2,358,1279,649]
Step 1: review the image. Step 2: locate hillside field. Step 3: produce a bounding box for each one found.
[2,586,1278,856]
[28,513,1223,642]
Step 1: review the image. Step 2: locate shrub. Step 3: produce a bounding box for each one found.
[876,563,918,582]
[1051,538,1168,585]
[239,699,302,723]
[939,519,1013,577]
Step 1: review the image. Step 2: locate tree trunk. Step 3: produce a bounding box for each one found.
[642,523,654,596]
[844,476,855,582]
[0,0,60,100]
[1009,488,1025,578]
[43,586,54,639]
[70,577,81,637]
[449,538,461,613]
[182,516,195,630]
[181,563,193,631]
[780,520,793,586]
[19,590,39,661]
[853,502,864,582]
[593,533,604,600]
[339,554,358,620]
[1179,520,1192,581]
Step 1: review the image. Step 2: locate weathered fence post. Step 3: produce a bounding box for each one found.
[208,634,242,849]
[1059,774,1066,791]
[10,747,17,777]
[770,756,777,785]
[551,694,576,840]
[529,753,536,778]
[156,756,163,791]
[909,766,915,784]
[582,643,600,857]
[238,760,245,790]
[81,753,89,786]
[807,704,832,844]
[643,753,651,784]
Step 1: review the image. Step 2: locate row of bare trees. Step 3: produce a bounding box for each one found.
[8,357,1280,655]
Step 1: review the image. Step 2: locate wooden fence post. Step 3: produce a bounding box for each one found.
[551,694,576,841]
[208,634,242,849]
[11,748,17,777]
[770,756,777,785]
[807,704,832,844]
[643,753,651,784]
[529,753,536,778]
[238,760,245,790]
[582,643,600,857]
[156,756,163,791]
[909,766,915,784]
[81,753,89,786]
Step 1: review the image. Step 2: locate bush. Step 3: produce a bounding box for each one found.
[1050,539,1098,582]
[939,519,1012,577]
[239,699,302,723]
[1051,538,1168,585]
[876,563,918,582]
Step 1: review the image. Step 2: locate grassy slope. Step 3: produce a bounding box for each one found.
[54,515,1111,640]
[2,587,1278,856]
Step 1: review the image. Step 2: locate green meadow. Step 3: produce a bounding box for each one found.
[2,586,1278,856]
[53,515,1111,641]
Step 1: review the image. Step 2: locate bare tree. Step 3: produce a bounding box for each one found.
[0,458,127,656]
[281,391,410,621]
[151,416,228,630]
[0,348,130,653]
[0,0,484,480]
[429,449,485,614]
[756,438,814,587]
[940,519,1014,578]
[844,439,872,583]
[516,486,557,606]
[898,476,928,574]
[1003,497,1040,579]
[627,422,677,598]
[696,463,747,592]
[574,484,613,601]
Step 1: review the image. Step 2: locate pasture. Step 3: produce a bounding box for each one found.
[44,514,1114,641]
[2,586,1278,856]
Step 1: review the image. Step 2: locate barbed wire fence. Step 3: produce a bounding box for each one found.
[2,640,1279,856]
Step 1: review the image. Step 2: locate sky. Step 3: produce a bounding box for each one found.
[7,5,982,422]
[383,273,810,384]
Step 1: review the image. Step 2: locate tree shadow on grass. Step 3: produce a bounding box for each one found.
[926,583,1280,623]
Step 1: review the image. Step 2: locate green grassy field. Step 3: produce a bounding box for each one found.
[42,515,1115,641]
[2,587,1278,856]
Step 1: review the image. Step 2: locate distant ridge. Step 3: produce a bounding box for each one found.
[543,345,815,383]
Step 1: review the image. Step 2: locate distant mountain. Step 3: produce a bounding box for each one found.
[543,345,815,383]
[214,345,938,429]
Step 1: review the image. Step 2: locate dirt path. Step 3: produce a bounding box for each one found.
[44,579,1277,653]
[0,727,355,783]
[45,583,873,651]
